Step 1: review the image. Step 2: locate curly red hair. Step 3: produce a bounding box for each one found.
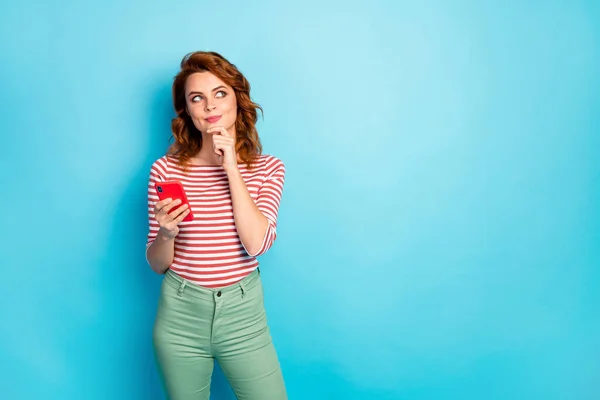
[167,51,263,170]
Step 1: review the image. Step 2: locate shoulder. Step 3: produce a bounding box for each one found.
[255,154,285,174]
[149,155,174,176]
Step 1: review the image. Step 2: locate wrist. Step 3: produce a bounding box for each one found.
[224,163,240,176]
[157,227,176,241]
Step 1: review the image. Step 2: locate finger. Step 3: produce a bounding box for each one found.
[154,199,173,216]
[161,198,182,214]
[172,203,189,215]
[173,209,191,223]
[167,205,189,223]
[213,140,235,153]
[207,126,231,137]
[206,126,224,135]
[213,144,232,154]
[212,142,225,155]
[207,125,225,132]
[212,137,234,146]
[155,198,173,209]
[219,128,233,138]
[161,203,188,223]
[211,130,233,139]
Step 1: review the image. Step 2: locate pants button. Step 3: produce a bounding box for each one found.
[217,291,222,297]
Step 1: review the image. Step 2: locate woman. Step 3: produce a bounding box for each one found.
[145,51,287,400]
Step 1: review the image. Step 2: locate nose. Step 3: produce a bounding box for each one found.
[205,100,216,112]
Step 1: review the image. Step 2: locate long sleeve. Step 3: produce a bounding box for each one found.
[244,157,286,257]
[145,158,168,255]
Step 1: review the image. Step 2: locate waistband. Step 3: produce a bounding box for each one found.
[163,268,261,301]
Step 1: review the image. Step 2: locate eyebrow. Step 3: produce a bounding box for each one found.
[187,86,227,97]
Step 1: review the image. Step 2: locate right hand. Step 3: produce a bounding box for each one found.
[154,198,190,239]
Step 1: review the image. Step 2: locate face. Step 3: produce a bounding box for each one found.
[185,72,237,135]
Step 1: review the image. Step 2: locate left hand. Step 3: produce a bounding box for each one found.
[207,126,238,171]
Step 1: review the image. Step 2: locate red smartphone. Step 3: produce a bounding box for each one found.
[154,180,194,222]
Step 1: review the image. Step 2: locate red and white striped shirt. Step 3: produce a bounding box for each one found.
[145,154,285,288]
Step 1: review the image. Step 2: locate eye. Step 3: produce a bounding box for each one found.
[216,90,227,98]
[191,95,203,102]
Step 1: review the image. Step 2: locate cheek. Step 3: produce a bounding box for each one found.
[225,99,237,119]
[188,105,204,121]
[187,107,207,130]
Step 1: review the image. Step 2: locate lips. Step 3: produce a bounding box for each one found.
[205,115,222,123]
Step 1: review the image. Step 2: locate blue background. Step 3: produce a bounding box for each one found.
[1,1,599,399]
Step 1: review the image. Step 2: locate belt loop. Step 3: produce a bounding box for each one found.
[178,279,187,296]
[239,280,246,299]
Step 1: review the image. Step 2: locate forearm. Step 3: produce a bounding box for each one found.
[146,228,176,274]
[226,167,269,255]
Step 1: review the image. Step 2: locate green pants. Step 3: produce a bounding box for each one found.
[152,268,287,400]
